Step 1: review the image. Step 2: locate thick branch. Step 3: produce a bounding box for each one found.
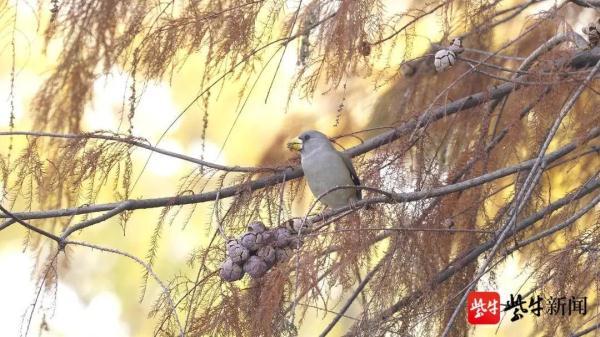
[371,178,599,326]
[348,47,599,157]
[440,57,600,337]
[505,191,600,254]
[1,49,598,236]
[571,323,600,337]
[313,128,598,222]
[2,127,597,239]
[0,204,61,242]
[570,0,600,8]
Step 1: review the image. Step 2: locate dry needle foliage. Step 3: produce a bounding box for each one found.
[1,0,599,336]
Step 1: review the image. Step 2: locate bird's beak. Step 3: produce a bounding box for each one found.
[287,138,303,152]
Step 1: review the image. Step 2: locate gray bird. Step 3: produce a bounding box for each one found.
[288,130,362,209]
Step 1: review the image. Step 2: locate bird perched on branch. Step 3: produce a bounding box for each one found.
[288,130,364,209]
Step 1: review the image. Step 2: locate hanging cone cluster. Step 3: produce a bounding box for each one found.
[434,37,464,72]
[582,18,600,48]
[219,218,310,282]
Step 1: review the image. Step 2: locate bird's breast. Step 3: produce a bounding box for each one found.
[301,150,357,208]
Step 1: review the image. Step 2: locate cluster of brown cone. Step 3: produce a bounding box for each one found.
[220,219,308,282]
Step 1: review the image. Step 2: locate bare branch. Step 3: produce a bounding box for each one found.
[505,191,600,254]
[318,262,383,337]
[363,177,599,329]
[570,0,600,8]
[3,49,596,225]
[0,130,267,173]
[2,127,597,243]
[440,57,600,337]
[64,240,185,337]
[570,322,600,337]
[59,201,134,240]
[372,2,447,46]
[0,203,61,242]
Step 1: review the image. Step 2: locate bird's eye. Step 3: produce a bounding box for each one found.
[304,135,310,140]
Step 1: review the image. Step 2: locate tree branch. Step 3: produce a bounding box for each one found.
[0,204,61,242]
[59,201,134,240]
[2,127,597,243]
[1,49,598,242]
[571,323,600,337]
[0,130,268,173]
[347,47,599,158]
[311,128,598,223]
[504,190,600,254]
[318,262,383,337]
[439,57,600,337]
[356,177,599,332]
[64,240,185,337]
[570,0,600,8]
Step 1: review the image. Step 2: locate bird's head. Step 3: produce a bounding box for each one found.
[287,130,330,153]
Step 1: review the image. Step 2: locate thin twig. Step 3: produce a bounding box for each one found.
[64,240,185,337]
[2,128,597,242]
[0,130,266,173]
[308,227,494,236]
[318,263,383,337]
[364,178,599,329]
[439,58,600,337]
[372,2,447,46]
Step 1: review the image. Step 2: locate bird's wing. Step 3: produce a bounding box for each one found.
[340,152,362,200]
